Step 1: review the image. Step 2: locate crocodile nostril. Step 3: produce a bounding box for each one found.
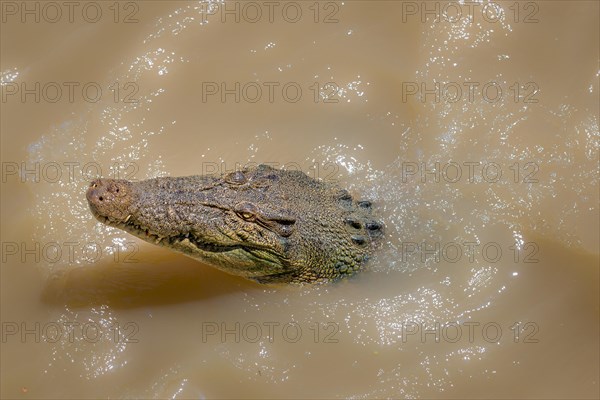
[357,200,372,208]
[352,235,366,245]
[366,222,382,231]
[337,190,352,201]
[345,218,362,229]
[98,196,103,201]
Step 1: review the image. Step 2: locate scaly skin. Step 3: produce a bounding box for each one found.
[86,164,383,283]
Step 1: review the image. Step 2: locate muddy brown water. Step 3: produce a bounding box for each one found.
[1,1,598,399]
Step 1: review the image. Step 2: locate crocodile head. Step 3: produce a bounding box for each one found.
[86,164,383,284]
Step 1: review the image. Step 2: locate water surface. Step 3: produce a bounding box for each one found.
[1,1,598,398]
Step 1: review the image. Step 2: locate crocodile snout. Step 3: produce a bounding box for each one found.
[86,179,134,223]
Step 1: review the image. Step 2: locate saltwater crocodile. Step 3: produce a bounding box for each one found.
[86,164,383,283]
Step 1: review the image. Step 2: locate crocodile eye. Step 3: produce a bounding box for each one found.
[226,171,246,184]
[235,202,259,221]
[240,212,254,220]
